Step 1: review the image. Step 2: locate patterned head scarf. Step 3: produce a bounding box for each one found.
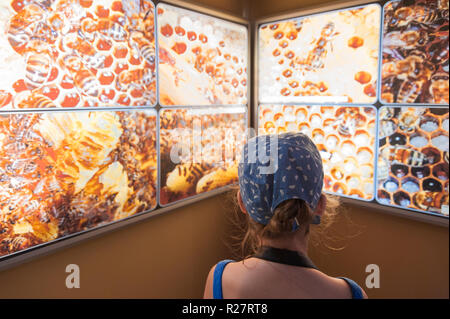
[238,132,324,225]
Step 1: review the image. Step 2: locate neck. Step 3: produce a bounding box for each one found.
[261,232,309,257]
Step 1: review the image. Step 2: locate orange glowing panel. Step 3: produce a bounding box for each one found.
[157,3,248,106]
[0,0,156,109]
[0,110,157,258]
[159,107,247,205]
[258,104,377,200]
[381,0,449,104]
[259,4,381,104]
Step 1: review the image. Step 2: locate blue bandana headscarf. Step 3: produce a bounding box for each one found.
[238,132,324,226]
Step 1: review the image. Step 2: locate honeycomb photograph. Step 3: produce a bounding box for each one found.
[381,0,449,104]
[258,4,380,104]
[377,107,449,216]
[157,3,248,106]
[0,0,156,109]
[0,110,158,258]
[160,107,246,205]
[259,105,377,200]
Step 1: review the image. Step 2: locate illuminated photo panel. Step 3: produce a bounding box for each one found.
[259,4,381,104]
[0,0,156,109]
[259,105,376,200]
[381,0,449,104]
[160,107,246,205]
[157,3,248,106]
[377,107,449,216]
[0,110,157,258]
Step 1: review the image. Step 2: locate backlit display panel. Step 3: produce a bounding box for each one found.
[381,0,449,104]
[157,3,248,106]
[0,110,157,258]
[258,105,377,200]
[160,107,246,205]
[377,106,449,216]
[0,0,156,109]
[258,4,381,104]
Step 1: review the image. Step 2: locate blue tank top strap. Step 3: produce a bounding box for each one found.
[338,277,364,299]
[213,259,235,299]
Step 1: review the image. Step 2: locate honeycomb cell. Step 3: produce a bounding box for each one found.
[409,132,429,149]
[354,130,370,147]
[356,147,372,164]
[393,191,411,207]
[401,177,420,193]
[325,134,339,150]
[431,131,449,153]
[377,189,391,205]
[343,157,358,175]
[349,189,364,198]
[331,167,345,180]
[346,174,361,189]
[442,117,449,132]
[309,113,322,127]
[432,163,449,181]
[332,182,347,195]
[420,116,439,133]
[423,178,443,192]
[363,182,374,196]
[411,166,431,179]
[298,122,310,135]
[341,140,356,157]
[360,164,373,179]
[295,108,307,122]
[391,164,409,179]
[429,108,448,116]
[383,177,399,193]
[312,128,325,144]
[389,132,408,146]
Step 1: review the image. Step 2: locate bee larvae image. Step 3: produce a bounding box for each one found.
[377,107,449,216]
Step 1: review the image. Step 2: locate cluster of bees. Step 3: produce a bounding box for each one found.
[378,107,448,215]
[159,108,246,205]
[259,4,381,104]
[0,0,157,110]
[381,0,449,104]
[0,111,158,257]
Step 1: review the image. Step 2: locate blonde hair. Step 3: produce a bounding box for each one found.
[227,187,341,259]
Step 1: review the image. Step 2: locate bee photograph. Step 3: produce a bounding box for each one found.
[381,0,449,104]
[157,3,248,106]
[377,107,449,216]
[0,0,157,109]
[159,107,246,205]
[258,4,381,104]
[259,105,377,200]
[0,110,158,258]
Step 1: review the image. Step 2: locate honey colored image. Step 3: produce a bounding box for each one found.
[0,0,156,109]
[157,3,248,106]
[0,110,158,258]
[259,4,380,104]
[377,107,449,216]
[259,105,376,200]
[381,0,449,104]
[159,107,246,205]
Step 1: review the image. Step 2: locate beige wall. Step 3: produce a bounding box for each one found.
[0,0,448,299]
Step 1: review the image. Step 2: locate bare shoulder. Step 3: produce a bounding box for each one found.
[327,276,368,299]
[203,263,217,299]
